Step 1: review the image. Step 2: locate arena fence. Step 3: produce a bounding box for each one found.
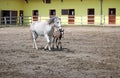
[0,15,120,26]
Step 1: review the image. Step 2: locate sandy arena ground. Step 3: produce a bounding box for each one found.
[0,26,120,78]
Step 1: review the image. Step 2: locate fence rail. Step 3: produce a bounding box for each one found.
[0,15,120,26]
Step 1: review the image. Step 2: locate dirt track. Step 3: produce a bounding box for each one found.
[0,26,120,78]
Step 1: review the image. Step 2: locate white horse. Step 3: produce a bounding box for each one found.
[30,16,62,51]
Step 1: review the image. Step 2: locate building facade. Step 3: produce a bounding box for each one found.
[0,0,120,25]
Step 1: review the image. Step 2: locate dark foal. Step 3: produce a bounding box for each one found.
[52,28,64,50]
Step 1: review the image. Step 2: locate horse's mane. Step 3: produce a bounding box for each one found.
[48,16,57,24]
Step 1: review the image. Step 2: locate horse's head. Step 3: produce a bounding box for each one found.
[49,16,62,29]
[54,17,62,29]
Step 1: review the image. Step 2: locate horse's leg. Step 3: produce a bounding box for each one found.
[49,36,54,50]
[56,38,59,49]
[32,31,38,50]
[59,40,62,50]
[51,37,55,49]
[31,32,35,48]
[44,34,51,50]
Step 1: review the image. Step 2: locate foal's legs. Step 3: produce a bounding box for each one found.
[51,38,55,49]
[58,39,62,49]
[50,36,54,50]
[32,31,38,50]
[56,38,59,49]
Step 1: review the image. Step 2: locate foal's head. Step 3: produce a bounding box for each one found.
[59,28,64,38]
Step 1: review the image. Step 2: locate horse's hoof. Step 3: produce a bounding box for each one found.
[51,47,54,49]
[56,46,59,49]
[36,47,38,50]
[60,47,63,50]
[48,49,51,51]
[44,48,47,51]
[51,48,54,51]
[44,47,48,50]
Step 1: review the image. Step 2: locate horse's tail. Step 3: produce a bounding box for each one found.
[30,22,36,40]
[30,22,33,41]
[30,30,33,41]
[30,21,37,30]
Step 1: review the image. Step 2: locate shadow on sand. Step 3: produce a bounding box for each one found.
[38,47,74,53]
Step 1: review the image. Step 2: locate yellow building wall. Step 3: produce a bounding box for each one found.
[0,0,118,17]
[23,0,102,25]
[23,0,101,16]
[103,0,120,25]
[0,0,23,11]
[0,0,120,25]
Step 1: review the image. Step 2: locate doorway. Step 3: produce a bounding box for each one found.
[68,9,75,24]
[108,8,116,24]
[32,10,39,21]
[1,10,17,24]
[11,11,17,24]
[1,10,10,24]
[49,9,56,18]
[19,10,24,25]
[88,8,94,24]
